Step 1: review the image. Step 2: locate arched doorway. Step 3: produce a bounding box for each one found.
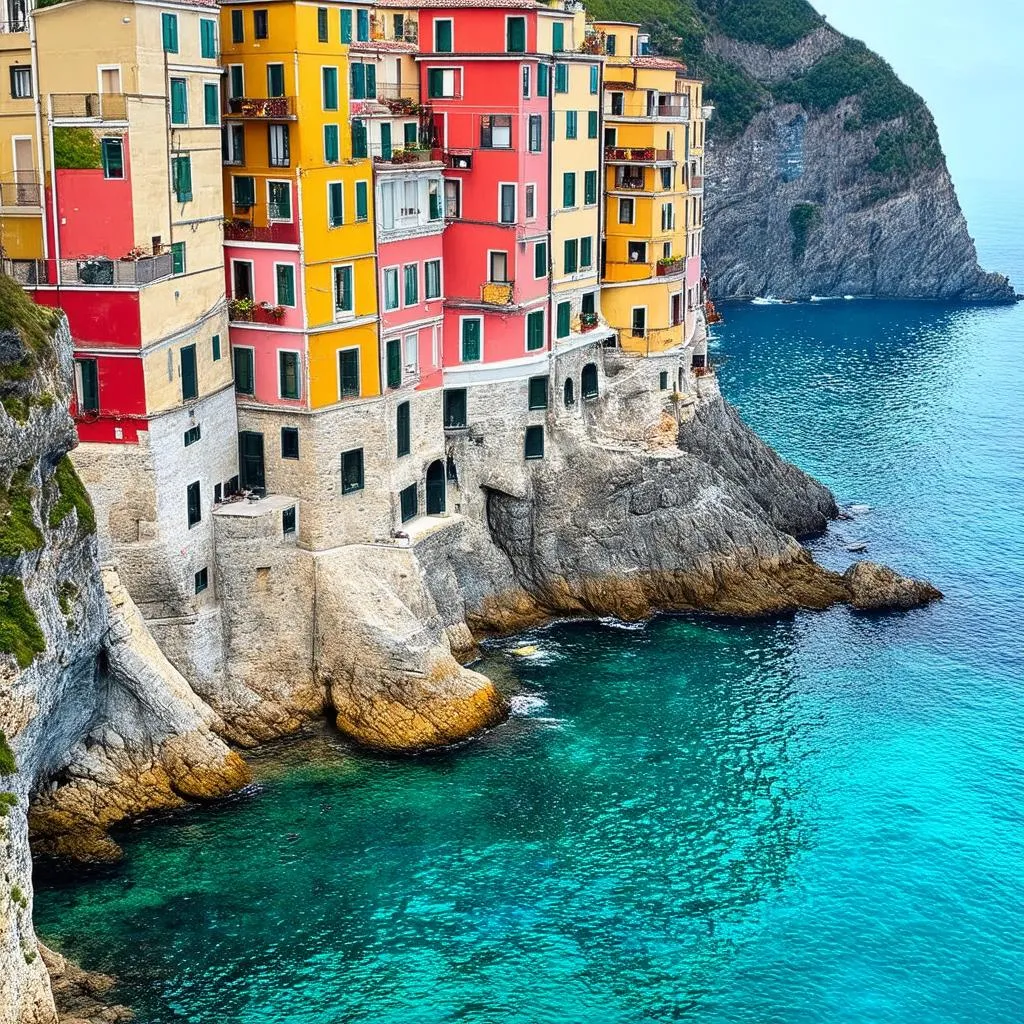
[426,459,446,515]
[564,377,575,407]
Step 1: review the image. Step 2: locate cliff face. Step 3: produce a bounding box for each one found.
[587,0,1014,301]
[0,287,248,1024]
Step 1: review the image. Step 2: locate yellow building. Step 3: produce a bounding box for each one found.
[592,20,705,357]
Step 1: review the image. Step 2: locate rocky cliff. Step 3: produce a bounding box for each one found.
[0,280,248,1024]
[588,0,1015,300]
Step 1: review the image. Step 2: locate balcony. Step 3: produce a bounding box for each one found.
[613,173,646,192]
[366,11,419,46]
[50,92,127,121]
[689,175,704,192]
[225,96,296,120]
[223,218,299,245]
[1,258,48,286]
[0,181,42,207]
[60,251,174,287]
[228,299,288,325]
[604,147,674,164]
[0,14,28,34]
[373,146,441,168]
[618,325,684,354]
[655,100,689,119]
[481,281,514,306]
[656,257,687,278]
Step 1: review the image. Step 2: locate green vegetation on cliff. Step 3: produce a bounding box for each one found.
[0,468,43,559]
[0,731,16,775]
[789,202,820,260]
[0,575,45,668]
[49,456,96,535]
[704,0,822,48]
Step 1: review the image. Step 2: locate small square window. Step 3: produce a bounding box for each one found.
[444,388,467,429]
[282,505,296,535]
[281,426,299,459]
[194,567,209,594]
[660,371,669,390]
[528,375,548,411]
[184,424,201,447]
[10,66,32,99]
[341,448,364,494]
[524,425,544,460]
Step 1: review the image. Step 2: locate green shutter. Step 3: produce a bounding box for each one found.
[588,110,598,138]
[231,9,244,43]
[324,124,340,162]
[233,347,254,394]
[336,266,353,313]
[181,345,197,400]
[404,263,417,305]
[584,169,597,205]
[589,64,599,94]
[427,68,443,98]
[365,63,376,98]
[396,401,411,456]
[229,65,244,99]
[461,319,481,361]
[339,349,359,396]
[351,118,367,158]
[212,335,221,361]
[170,79,188,124]
[557,301,571,338]
[566,111,577,139]
[276,264,295,306]
[538,65,549,97]
[386,339,402,389]
[267,64,285,97]
[201,19,217,58]
[162,13,178,53]
[323,67,338,110]
[380,122,392,160]
[555,63,568,93]
[341,9,352,43]
[564,239,577,274]
[173,156,192,203]
[552,22,564,52]
[101,138,122,178]
[404,122,417,146]
[507,16,526,52]
[528,375,548,409]
[171,241,185,275]
[328,182,343,227]
[204,83,219,125]
[580,236,593,268]
[357,8,369,41]
[563,172,575,208]
[355,181,368,221]
[526,311,544,351]
[435,19,452,52]
[279,352,299,399]
[534,241,547,279]
[524,425,544,459]
[350,63,365,100]
[317,7,328,42]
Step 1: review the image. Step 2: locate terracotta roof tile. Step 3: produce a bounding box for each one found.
[630,56,687,71]
[350,39,417,52]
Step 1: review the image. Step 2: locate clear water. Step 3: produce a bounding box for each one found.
[34,207,1024,1023]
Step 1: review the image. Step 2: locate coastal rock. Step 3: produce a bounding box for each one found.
[38,946,131,1024]
[842,560,943,611]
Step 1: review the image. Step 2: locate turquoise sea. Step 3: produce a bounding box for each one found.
[34,187,1024,1023]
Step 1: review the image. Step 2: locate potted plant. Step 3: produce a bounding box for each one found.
[229,297,255,321]
[122,246,149,261]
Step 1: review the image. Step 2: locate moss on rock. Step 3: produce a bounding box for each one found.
[0,731,16,775]
[0,468,43,559]
[0,576,45,668]
[789,202,821,261]
[48,456,96,535]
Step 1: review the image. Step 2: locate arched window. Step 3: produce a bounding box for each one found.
[564,377,575,407]
[581,362,598,399]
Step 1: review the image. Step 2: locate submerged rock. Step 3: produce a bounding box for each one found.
[842,560,943,611]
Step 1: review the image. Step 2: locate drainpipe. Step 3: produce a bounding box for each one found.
[28,12,48,264]
[545,53,553,418]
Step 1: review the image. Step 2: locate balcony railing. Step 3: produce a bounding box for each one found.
[656,258,687,278]
[223,219,299,244]
[481,281,514,305]
[228,299,288,324]
[59,251,174,287]
[50,92,127,121]
[613,175,646,191]
[604,147,674,163]
[1,258,48,286]
[0,181,42,207]
[655,101,689,119]
[373,146,440,167]
[225,96,296,120]
[0,15,28,33]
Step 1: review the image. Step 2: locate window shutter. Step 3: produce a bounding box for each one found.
[324,124,340,162]
[173,156,192,202]
[351,119,367,158]
[162,13,178,53]
[589,65,599,94]
[462,320,481,361]
[380,122,392,159]
[170,79,188,124]
[534,242,547,279]
[357,8,369,41]
[78,359,99,411]
[204,83,219,125]
[528,375,548,409]
[557,301,571,338]
[231,10,244,43]
[538,65,549,97]
[526,312,544,351]
[329,182,343,227]
[336,266,353,312]
[435,19,452,52]
[339,349,360,396]
[564,239,577,274]
[279,352,299,399]
[404,264,417,305]
[555,63,568,93]
[323,67,338,109]
[201,19,217,58]
[580,236,593,268]
[355,181,368,221]
[212,335,221,361]
[350,63,365,100]
[404,121,417,146]
[396,402,411,457]
[365,63,376,98]
[233,347,254,394]
[507,16,526,52]
[341,9,352,42]
[171,242,185,275]
[317,8,328,42]
[552,22,564,52]
[563,172,575,208]
[386,339,402,389]
[585,170,597,205]
[588,110,598,138]
[276,264,294,306]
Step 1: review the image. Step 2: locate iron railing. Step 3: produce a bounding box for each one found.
[225,96,296,119]
[0,181,42,207]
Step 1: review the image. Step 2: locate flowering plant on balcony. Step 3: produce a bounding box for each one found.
[657,256,686,268]
[228,297,255,321]
[121,246,150,261]
[579,32,605,55]
[579,311,599,331]
[259,302,286,321]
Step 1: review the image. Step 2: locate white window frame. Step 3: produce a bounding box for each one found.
[619,197,635,224]
[459,315,483,363]
[326,179,344,227]
[333,263,355,319]
[524,308,545,354]
[336,344,360,396]
[487,249,509,284]
[431,325,440,369]
[403,331,419,375]
[273,261,296,307]
[382,265,400,311]
[497,181,517,225]
[524,182,536,221]
[402,261,419,306]
[230,258,255,299]
[424,257,442,300]
[266,178,293,222]
[277,347,302,399]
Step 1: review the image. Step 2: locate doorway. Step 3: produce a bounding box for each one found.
[426,460,445,514]
[238,431,265,491]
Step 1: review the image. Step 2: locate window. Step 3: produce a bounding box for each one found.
[528,114,543,153]
[253,9,268,39]
[524,425,544,460]
[522,65,531,98]
[340,9,352,43]
[588,110,598,138]
[170,78,188,125]
[268,180,291,220]
[233,175,255,208]
[212,334,221,361]
[434,17,453,52]
[341,449,364,494]
[461,318,482,362]
[214,482,222,504]
[171,242,186,275]
[488,251,508,284]
[228,65,244,100]
[581,292,595,316]
[562,172,576,209]
[75,358,98,412]
[580,236,593,269]
[233,263,254,300]
[582,362,599,398]
[526,311,544,352]
[328,182,343,227]
[399,483,417,523]
[564,378,575,407]
[404,332,418,375]
[427,68,456,98]
[322,67,338,110]
[334,265,354,317]
[204,82,219,125]
[317,7,328,42]
[279,350,299,399]
[281,426,299,459]
[611,92,624,116]
[184,424,201,447]
[444,179,461,219]
[552,21,565,52]
[554,63,568,93]
[186,481,201,528]
[584,169,597,206]
[396,401,411,457]
[231,9,244,42]
[194,567,209,594]
[403,263,418,305]
[355,180,368,222]
[424,259,441,299]
[233,347,254,394]
[351,118,367,158]
[200,18,218,58]
[338,348,359,397]
[606,34,617,55]
[172,155,192,202]
[9,66,31,99]
[356,8,369,41]
[661,166,672,189]
[481,114,512,149]
[428,179,442,221]
[266,124,290,167]
[444,388,467,428]
[619,198,635,224]
[324,124,340,163]
[162,12,179,53]
[223,124,244,165]
[589,64,599,94]
[563,239,578,274]
[538,64,549,97]
[101,137,123,179]
[525,184,536,220]
[499,183,516,224]
[565,110,577,140]
[534,240,547,279]
[404,121,418,147]
[282,506,296,536]
[506,15,526,53]
[528,375,548,410]
[382,267,400,310]
[275,264,295,307]
[556,300,571,339]
[659,370,669,390]
[385,338,402,389]
[628,241,648,263]
[267,63,285,98]
[180,344,198,401]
